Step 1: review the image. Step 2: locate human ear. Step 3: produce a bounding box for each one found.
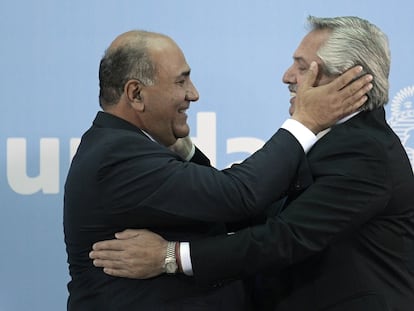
[125,80,145,111]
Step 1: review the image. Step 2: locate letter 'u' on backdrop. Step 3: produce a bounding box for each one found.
[0,0,413,310]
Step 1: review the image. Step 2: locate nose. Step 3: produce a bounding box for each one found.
[282,66,296,85]
[186,79,199,102]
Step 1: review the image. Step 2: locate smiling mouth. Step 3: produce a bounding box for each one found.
[289,91,297,104]
[178,107,189,115]
[288,84,297,100]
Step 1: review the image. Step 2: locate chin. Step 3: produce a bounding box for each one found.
[288,98,296,116]
[175,126,190,138]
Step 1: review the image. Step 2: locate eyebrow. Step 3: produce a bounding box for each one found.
[174,69,191,82]
[293,56,310,67]
[177,68,191,77]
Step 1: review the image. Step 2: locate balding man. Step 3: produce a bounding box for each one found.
[64,30,371,310]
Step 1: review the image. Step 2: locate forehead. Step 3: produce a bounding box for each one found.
[294,29,330,60]
[148,37,190,77]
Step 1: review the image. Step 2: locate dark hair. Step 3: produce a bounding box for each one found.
[98,32,156,108]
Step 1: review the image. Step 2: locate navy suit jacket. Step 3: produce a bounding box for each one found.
[63,111,308,310]
[190,108,414,310]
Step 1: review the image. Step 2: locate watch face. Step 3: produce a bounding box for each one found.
[165,261,178,274]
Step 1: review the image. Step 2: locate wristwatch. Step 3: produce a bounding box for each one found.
[163,241,178,274]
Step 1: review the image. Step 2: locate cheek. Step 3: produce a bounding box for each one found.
[296,73,306,86]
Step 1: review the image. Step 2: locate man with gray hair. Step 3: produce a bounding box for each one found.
[91,16,414,310]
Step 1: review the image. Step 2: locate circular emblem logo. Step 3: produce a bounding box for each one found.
[388,85,414,169]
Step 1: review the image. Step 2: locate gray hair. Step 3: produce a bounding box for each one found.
[308,16,391,110]
[98,31,157,108]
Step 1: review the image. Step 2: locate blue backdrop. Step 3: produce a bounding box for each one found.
[1,1,413,310]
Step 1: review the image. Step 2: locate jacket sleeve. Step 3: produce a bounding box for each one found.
[189,131,392,284]
[100,129,308,224]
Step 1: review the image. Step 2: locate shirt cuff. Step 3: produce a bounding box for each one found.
[184,144,196,161]
[180,242,193,276]
[281,119,317,154]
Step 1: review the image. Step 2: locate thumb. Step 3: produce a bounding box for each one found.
[302,61,319,90]
[115,229,143,240]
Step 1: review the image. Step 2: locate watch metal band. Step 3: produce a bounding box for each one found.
[166,241,176,259]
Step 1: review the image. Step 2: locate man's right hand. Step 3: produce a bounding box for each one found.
[89,229,168,279]
[293,62,373,134]
[168,136,194,160]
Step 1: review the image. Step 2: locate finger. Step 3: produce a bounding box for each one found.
[301,61,318,90]
[93,258,125,269]
[115,229,146,240]
[89,250,97,259]
[343,83,373,112]
[90,249,124,260]
[339,76,373,105]
[90,249,109,260]
[103,267,141,279]
[103,267,126,277]
[104,267,159,279]
[341,74,373,98]
[332,65,364,91]
[92,239,126,251]
[350,95,368,111]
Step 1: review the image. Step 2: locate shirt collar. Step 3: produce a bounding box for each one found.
[317,111,361,140]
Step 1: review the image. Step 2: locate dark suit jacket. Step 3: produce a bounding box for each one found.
[63,111,309,310]
[190,107,414,310]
